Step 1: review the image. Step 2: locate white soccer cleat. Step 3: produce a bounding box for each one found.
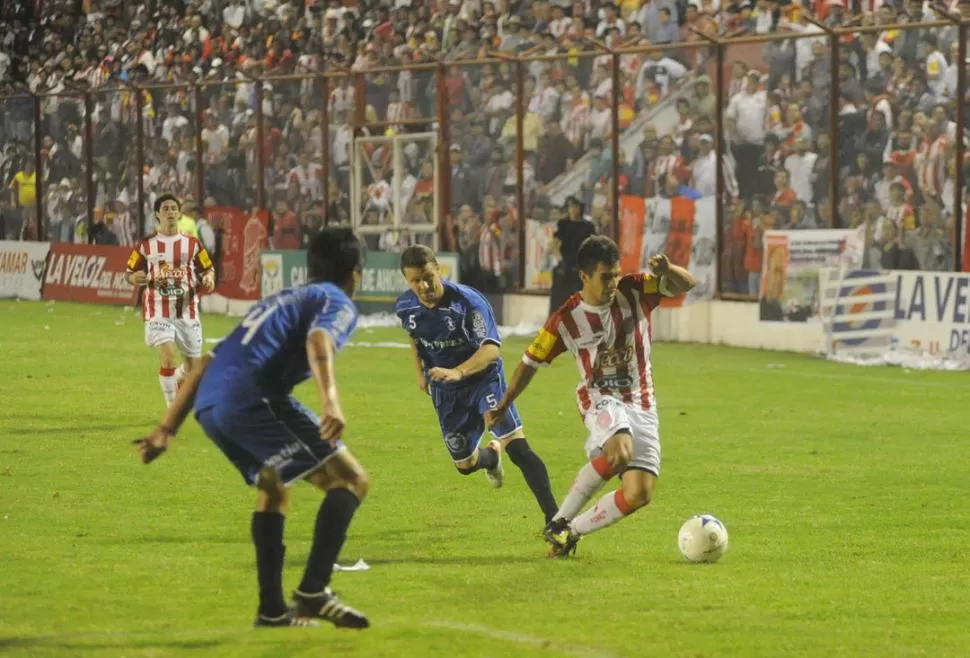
[484,440,504,488]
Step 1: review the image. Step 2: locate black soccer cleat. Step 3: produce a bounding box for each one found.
[543,518,581,558]
[253,608,319,628]
[292,588,370,629]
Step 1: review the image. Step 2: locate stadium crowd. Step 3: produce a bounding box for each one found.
[0,0,965,293]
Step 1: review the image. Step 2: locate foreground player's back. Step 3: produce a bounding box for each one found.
[195,282,358,411]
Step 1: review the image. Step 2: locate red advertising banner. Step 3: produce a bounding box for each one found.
[43,243,139,305]
[205,206,269,301]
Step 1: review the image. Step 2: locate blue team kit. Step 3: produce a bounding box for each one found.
[395,281,522,461]
[194,282,358,486]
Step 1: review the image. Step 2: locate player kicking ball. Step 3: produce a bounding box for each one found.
[487,236,695,557]
[126,194,216,408]
[134,228,370,629]
[396,245,559,524]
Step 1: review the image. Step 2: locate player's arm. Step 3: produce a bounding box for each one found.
[408,336,430,395]
[195,241,216,292]
[134,354,212,464]
[307,328,346,443]
[650,253,696,297]
[428,341,501,383]
[126,246,148,287]
[486,319,564,427]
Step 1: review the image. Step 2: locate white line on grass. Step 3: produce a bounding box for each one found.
[423,621,621,658]
[1,620,622,657]
[746,367,958,388]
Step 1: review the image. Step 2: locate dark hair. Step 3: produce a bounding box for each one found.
[400,244,437,272]
[154,194,180,214]
[577,235,620,275]
[307,227,364,284]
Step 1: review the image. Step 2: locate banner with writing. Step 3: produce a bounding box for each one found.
[819,268,970,368]
[205,206,269,301]
[0,241,50,300]
[43,243,138,305]
[260,249,460,313]
[618,195,716,306]
[759,230,857,323]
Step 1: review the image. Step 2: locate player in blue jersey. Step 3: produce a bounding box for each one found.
[395,245,559,524]
[134,228,370,630]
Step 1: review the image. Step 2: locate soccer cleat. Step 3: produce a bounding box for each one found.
[543,518,581,558]
[292,588,370,629]
[254,609,319,628]
[484,440,504,488]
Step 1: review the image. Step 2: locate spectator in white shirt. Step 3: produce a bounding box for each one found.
[785,136,818,205]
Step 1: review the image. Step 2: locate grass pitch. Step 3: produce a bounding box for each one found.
[0,300,967,657]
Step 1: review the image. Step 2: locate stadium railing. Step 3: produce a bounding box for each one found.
[4,23,966,296]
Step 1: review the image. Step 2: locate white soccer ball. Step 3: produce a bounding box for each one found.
[678,514,729,563]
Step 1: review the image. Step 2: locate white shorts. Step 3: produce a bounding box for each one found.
[144,318,204,358]
[583,397,661,476]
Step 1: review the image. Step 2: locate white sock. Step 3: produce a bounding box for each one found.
[553,462,607,522]
[159,367,179,407]
[570,489,633,536]
[174,364,186,381]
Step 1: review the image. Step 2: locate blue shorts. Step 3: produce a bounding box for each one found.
[430,374,522,462]
[195,397,343,486]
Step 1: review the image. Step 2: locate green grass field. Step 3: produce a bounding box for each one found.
[1,300,968,657]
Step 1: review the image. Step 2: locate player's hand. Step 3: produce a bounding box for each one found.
[200,272,216,293]
[320,401,346,444]
[132,426,172,464]
[130,271,149,286]
[429,367,463,383]
[484,404,507,429]
[648,253,671,275]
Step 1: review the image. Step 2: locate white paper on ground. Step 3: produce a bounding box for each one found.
[333,558,370,572]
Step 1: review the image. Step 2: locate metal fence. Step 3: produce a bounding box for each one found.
[2,20,967,297]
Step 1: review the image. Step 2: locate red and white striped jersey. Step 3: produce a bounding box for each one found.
[126,233,214,321]
[523,273,664,414]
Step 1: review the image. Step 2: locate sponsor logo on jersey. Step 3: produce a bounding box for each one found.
[591,374,635,390]
[593,346,634,369]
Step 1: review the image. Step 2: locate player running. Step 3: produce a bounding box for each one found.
[126,194,216,408]
[487,236,695,556]
[134,228,370,629]
[396,245,559,524]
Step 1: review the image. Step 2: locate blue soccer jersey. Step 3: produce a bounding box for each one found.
[395,281,521,461]
[196,282,358,412]
[193,282,358,486]
[395,281,502,389]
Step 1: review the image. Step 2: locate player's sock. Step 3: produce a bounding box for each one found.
[505,439,559,522]
[552,456,611,522]
[570,489,634,536]
[456,444,499,474]
[158,366,179,407]
[251,511,288,618]
[297,488,360,595]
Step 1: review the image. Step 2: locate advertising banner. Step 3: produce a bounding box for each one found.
[261,249,460,313]
[205,206,269,301]
[758,230,857,323]
[42,243,138,305]
[0,240,50,300]
[819,268,970,369]
[618,195,716,306]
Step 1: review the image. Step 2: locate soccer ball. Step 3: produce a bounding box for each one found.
[678,515,729,563]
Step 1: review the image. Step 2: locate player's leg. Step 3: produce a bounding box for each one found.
[146,319,181,406]
[174,319,205,387]
[194,406,294,626]
[433,385,501,484]
[494,423,559,523]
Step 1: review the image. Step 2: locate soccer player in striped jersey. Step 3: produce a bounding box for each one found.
[134,228,370,629]
[126,194,216,408]
[487,236,696,557]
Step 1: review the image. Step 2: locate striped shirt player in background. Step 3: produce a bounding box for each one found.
[126,194,216,408]
[487,236,696,557]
